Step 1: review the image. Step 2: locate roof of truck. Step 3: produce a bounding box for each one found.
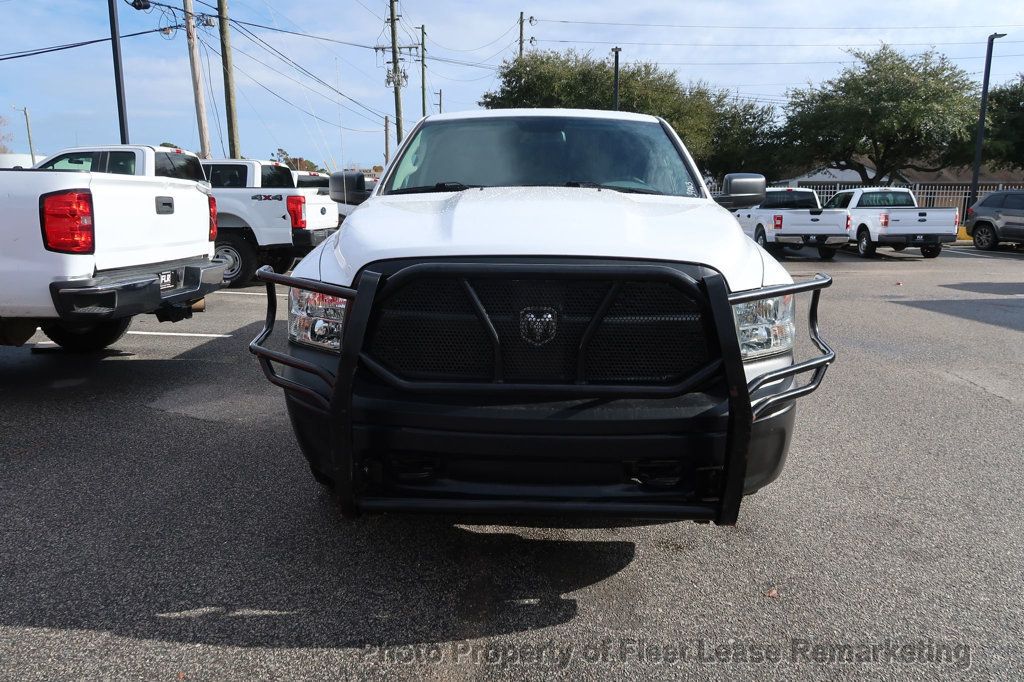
[424,108,662,124]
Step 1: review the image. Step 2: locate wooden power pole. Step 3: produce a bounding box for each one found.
[389,0,404,143]
[384,115,391,164]
[420,25,427,117]
[519,12,524,58]
[183,0,211,158]
[217,0,241,157]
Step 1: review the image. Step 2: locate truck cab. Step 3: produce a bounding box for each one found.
[202,160,340,285]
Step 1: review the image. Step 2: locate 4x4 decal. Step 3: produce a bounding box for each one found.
[250,194,283,201]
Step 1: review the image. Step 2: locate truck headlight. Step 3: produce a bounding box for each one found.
[732,295,795,359]
[288,288,348,352]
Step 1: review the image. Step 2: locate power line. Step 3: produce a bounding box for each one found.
[198,36,382,133]
[626,53,1024,67]
[426,21,519,53]
[535,38,1024,48]
[534,17,1024,31]
[0,26,178,62]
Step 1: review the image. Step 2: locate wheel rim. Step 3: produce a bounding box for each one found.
[976,227,993,248]
[859,235,868,254]
[215,244,242,279]
[756,232,766,247]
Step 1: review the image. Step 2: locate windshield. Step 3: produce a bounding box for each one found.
[383,116,701,197]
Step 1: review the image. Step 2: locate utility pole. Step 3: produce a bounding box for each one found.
[12,107,35,164]
[519,12,524,58]
[389,0,404,143]
[435,89,443,114]
[106,0,130,143]
[420,25,427,117]
[217,0,241,157]
[611,47,621,111]
[969,32,1007,207]
[384,116,391,164]
[183,0,211,158]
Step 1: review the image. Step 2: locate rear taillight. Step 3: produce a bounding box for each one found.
[845,215,852,231]
[208,195,218,241]
[287,195,306,229]
[773,214,783,230]
[41,190,94,254]
[879,213,890,228]
[967,206,975,218]
[954,209,960,227]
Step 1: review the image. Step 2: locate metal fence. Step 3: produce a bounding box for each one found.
[779,181,1024,213]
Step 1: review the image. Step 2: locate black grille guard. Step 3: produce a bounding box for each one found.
[249,263,835,524]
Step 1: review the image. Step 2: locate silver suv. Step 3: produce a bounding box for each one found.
[966,190,1024,250]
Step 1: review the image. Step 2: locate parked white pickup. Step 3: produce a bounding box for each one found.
[733,188,849,260]
[820,187,958,258]
[202,159,340,285]
[0,145,225,351]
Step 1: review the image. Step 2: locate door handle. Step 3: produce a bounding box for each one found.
[810,218,819,222]
[155,196,174,215]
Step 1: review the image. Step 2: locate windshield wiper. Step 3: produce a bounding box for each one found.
[564,181,664,195]
[390,181,479,195]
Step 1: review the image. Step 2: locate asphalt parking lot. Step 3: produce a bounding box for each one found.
[1,244,1022,679]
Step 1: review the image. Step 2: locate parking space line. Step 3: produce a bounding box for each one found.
[127,331,231,338]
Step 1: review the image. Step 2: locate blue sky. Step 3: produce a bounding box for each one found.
[3,0,1024,168]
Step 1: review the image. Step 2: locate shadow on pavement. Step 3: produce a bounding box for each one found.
[893,297,1024,333]
[0,319,636,649]
[940,281,1024,296]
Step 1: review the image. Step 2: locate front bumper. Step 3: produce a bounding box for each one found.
[292,228,337,256]
[877,233,956,246]
[249,263,834,524]
[50,256,226,322]
[775,234,849,246]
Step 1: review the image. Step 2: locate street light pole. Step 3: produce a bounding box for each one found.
[611,47,621,110]
[969,32,1006,207]
[12,106,36,165]
[107,0,130,143]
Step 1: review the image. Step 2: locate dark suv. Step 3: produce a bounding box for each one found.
[965,190,1024,250]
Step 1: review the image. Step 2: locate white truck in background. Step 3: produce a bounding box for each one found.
[0,146,225,351]
[733,187,849,260]
[821,187,959,258]
[292,169,344,224]
[202,160,340,285]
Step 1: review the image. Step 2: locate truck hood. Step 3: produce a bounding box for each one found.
[331,186,767,291]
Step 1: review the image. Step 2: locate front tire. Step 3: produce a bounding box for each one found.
[754,226,768,249]
[215,233,258,287]
[921,244,942,258]
[857,229,876,258]
[41,317,132,352]
[972,224,998,251]
[817,247,836,260]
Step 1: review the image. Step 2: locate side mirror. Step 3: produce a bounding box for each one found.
[329,171,371,205]
[714,173,766,209]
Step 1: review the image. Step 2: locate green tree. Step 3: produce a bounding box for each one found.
[272,147,320,172]
[704,97,792,181]
[783,45,977,183]
[986,75,1024,170]
[480,50,722,163]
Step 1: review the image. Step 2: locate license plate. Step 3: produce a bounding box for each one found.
[159,270,178,290]
[916,235,924,240]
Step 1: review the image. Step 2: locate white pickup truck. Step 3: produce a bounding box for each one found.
[202,160,340,285]
[733,187,849,260]
[0,146,225,351]
[248,109,835,525]
[819,187,958,258]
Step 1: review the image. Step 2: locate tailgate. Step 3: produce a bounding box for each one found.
[90,174,213,271]
[781,209,848,235]
[885,208,958,236]
[299,188,340,229]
